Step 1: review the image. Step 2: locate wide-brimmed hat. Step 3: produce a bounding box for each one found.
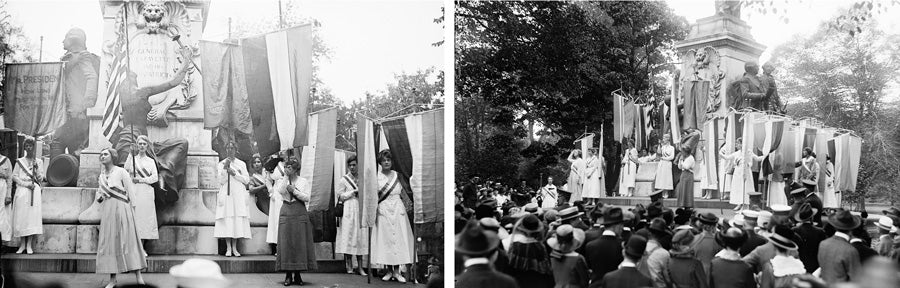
[769,231,798,251]
[697,212,718,225]
[883,207,900,218]
[793,203,818,223]
[516,214,545,234]
[480,217,510,240]
[523,203,542,214]
[559,207,584,222]
[730,214,745,228]
[742,210,759,221]
[624,235,648,259]
[758,211,773,226]
[170,258,231,288]
[603,207,624,226]
[457,220,501,255]
[875,216,894,231]
[771,205,792,217]
[648,218,672,236]
[788,182,808,195]
[649,189,664,196]
[547,224,585,253]
[828,209,862,231]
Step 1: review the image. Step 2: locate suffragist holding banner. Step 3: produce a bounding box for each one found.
[124,135,159,255]
[371,149,415,283]
[12,137,44,254]
[214,142,252,257]
[336,155,368,275]
[95,147,146,288]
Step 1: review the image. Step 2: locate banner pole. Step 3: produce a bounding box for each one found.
[367,227,372,284]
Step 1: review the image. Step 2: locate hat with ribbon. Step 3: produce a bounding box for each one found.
[546,224,585,253]
[875,216,894,231]
[793,203,818,223]
[828,209,862,231]
[602,207,624,226]
[559,207,584,222]
[698,212,719,225]
[456,220,500,256]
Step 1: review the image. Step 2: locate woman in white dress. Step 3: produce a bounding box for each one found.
[12,137,43,254]
[718,142,735,201]
[213,142,251,257]
[566,149,585,204]
[721,138,753,211]
[822,156,838,208]
[582,148,604,205]
[124,135,159,255]
[655,134,676,198]
[619,139,638,197]
[336,155,368,275]
[0,144,12,243]
[371,149,415,283]
[265,151,289,250]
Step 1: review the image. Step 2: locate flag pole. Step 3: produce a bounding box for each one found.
[122,2,137,176]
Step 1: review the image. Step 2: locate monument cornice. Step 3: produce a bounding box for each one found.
[675,33,767,57]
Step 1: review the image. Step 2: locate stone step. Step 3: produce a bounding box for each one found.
[2,254,344,273]
[598,196,735,210]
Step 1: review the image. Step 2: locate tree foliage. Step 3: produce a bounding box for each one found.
[0,0,37,113]
[455,1,688,187]
[742,0,900,36]
[770,18,900,205]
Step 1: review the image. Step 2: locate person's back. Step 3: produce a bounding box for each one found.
[710,256,756,288]
[667,251,708,288]
[792,223,827,273]
[817,210,862,284]
[550,253,589,288]
[691,230,721,275]
[596,265,652,288]
[584,234,622,283]
[457,263,519,288]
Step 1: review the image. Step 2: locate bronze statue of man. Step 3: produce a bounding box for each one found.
[52,28,100,158]
[728,61,767,111]
[760,62,784,113]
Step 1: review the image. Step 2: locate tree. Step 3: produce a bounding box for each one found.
[770,18,900,206]
[0,0,37,114]
[456,1,688,188]
[741,0,900,36]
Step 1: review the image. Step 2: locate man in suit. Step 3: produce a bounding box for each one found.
[789,183,823,227]
[594,235,653,288]
[584,207,625,283]
[456,220,518,288]
[792,203,827,273]
[739,210,768,257]
[462,174,480,209]
[817,209,862,284]
[690,212,721,276]
[581,205,607,251]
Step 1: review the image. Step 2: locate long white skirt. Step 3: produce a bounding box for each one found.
[370,195,415,265]
[266,192,284,244]
[12,185,42,237]
[822,181,840,208]
[582,174,602,199]
[335,197,368,255]
[0,180,11,242]
[729,168,754,205]
[767,181,787,207]
[133,183,158,239]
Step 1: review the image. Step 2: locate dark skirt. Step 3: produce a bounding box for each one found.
[676,170,694,208]
[276,201,318,271]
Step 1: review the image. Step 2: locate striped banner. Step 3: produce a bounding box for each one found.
[301,108,337,212]
[634,104,645,150]
[579,134,593,161]
[613,94,624,142]
[357,116,379,228]
[200,41,252,134]
[101,10,128,143]
[333,150,351,205]
[406,109,444,224]
[242,35,279,157]
[703,119,719,189]
[815,129,832,192]
[669,90,681,143]
[266,26,313,150]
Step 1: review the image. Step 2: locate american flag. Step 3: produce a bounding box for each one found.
[101,20,128,143]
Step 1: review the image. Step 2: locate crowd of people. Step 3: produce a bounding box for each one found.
[455,175,900,288]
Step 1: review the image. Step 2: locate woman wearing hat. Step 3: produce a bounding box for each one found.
[11,136,44,254]
[674,145,695,208]
[710,227,756,288]
[547,224,589,288]
[665,230,708,288]
[758,226,807,288]
[507,214,554,288]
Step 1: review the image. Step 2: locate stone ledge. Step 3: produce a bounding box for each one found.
[2,254,345,273]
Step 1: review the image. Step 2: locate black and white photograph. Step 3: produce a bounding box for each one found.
[0,0,445,287]
[455,1,900,287]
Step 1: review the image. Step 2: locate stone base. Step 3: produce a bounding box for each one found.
[77,154,220,189]
[34,225,77,253]
[2,254,345,273]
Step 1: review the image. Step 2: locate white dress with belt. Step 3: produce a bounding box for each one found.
[124,154,159,240]
[335,173,368,256]
[12,157,43,237]
[266,163,285,244]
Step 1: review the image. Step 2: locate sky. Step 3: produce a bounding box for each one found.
[5,0,444,104]
[666,0,900,63]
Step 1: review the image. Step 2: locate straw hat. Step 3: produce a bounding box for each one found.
[547,224,585,253]
[170,259,231,288]
[875,216,894,231]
